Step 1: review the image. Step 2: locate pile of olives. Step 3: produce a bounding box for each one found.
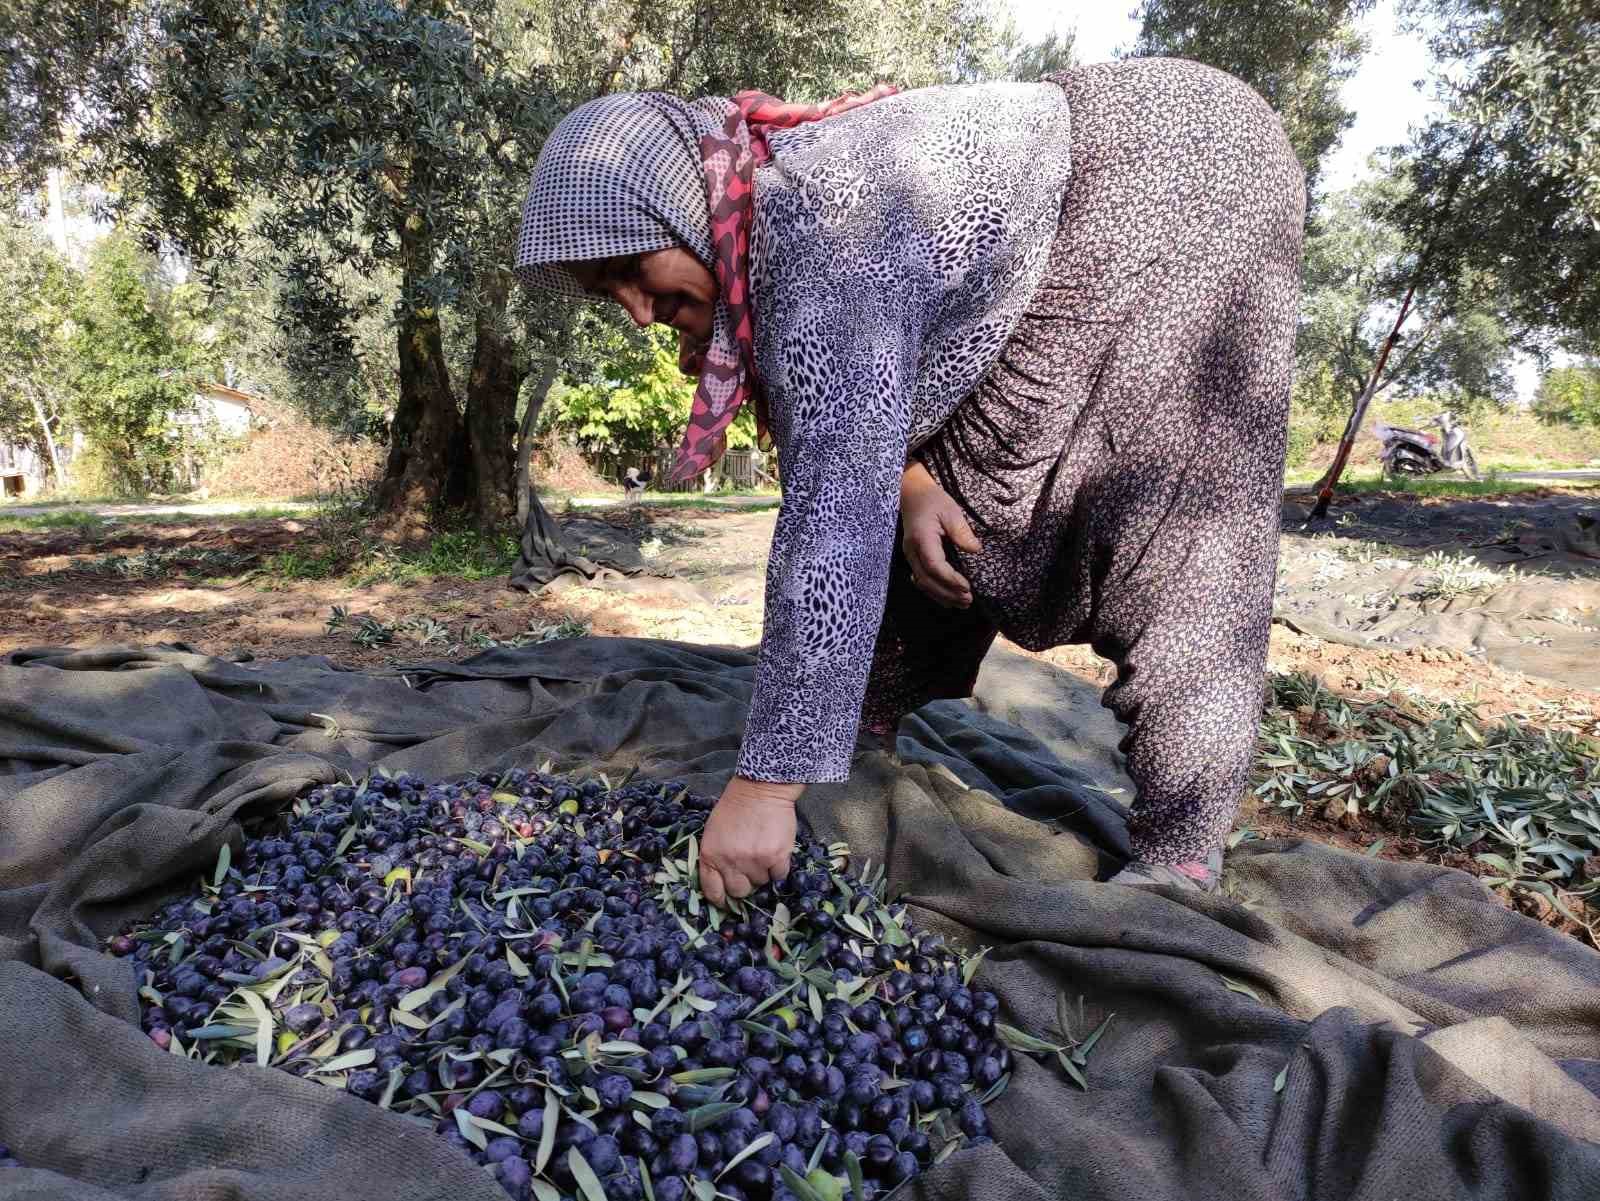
[113,769,1017,1201]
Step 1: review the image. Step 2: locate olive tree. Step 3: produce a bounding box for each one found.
[48,0,1020,541]
[1308,0,1600,512]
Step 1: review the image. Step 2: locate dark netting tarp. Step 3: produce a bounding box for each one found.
[2,638,1599,1200]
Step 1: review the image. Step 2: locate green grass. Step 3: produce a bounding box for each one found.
[263,548,341,580]
[257,526,519,588]
[0,504,312,534]
[347,529,519,585]
[0,510,109,534]
[133,505,312,524]
[1285,468,1600,498]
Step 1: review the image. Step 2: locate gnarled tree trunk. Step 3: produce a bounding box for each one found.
[462,274,522,530]
[374,299,461,541]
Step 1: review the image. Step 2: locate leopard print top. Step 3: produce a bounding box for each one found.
[737,81,1072,783]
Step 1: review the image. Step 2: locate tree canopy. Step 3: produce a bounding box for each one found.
[1297,176,1514,414]
[0,219,74,451]
[1384,0,1600,345]
[64,232,209,494]
[10,0,1024,534]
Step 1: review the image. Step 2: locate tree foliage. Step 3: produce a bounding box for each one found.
[545,327,755,458]
[1297,175,1514,414]
[0,1,134,188]
[0,218,76,474]
[1132,0,1374,196]
[1387,0,1600,343]
[12,0,1021,533]
[1534,364,1600,428]
[64,232,207,494]
[1007,30,1076,83]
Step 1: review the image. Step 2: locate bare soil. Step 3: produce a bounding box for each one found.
[3,492,1596,936]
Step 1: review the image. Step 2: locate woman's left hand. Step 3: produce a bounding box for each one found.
[901,460,982,608]
[699,776,803,905]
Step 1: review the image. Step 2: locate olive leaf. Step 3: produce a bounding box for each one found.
[212,842,232,889]
[1073,1013,1115,1065]
[671,1067,734,1084]
[746,979,798,1019]
[187,1023,255,1040]
[378,1066,403,1109]
[1056,1049,1088,1090]
[780,1165,828,1201]
[535,1087,559,1173]
[314,1048,376,1074]
[717,1132,775,1180]
[397,956,468,1012]
[1219,975,1265,1003]
[685,1101,742,1133]
[333,825,358,860]
[237,986,274,1067]
[978,1071,1010,1105]
[453,1106,487,1151]
[568,1146,609,1201]
[844,1149,865,1201]
[961,946,990,986]
[995,1023,1067,1055]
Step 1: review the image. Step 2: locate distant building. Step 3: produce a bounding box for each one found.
[169,382,263,489]
[177,382,260,439]
[0,439,45,498]
[0,382,263,499]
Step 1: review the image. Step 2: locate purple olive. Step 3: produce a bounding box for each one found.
[282,1003,323,1034]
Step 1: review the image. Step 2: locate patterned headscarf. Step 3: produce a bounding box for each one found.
[514,86,896,482]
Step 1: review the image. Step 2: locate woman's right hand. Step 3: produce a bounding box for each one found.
[900,460,982,608]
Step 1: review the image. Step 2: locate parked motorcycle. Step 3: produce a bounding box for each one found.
[1373,412,1479,480]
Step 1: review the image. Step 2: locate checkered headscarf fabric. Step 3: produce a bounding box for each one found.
[514,86,896,482]
[513,93,724,300]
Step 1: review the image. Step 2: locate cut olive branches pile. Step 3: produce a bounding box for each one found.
[110,767,1098,1201]
[1254,672,1600,919]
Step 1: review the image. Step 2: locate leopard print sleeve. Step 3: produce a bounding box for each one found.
[735,82,1071,784]
[735,286,924,783]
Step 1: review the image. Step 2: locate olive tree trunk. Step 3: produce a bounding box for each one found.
[462,275,523,531]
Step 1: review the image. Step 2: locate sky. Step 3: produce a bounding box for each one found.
[1003,0,1443,189]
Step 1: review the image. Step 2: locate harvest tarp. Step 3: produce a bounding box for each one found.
[2,639,1598,1200]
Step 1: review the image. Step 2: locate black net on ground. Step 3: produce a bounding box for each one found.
[2,638,1599,1200]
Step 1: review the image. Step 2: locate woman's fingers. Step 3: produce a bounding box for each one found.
[908,527,973,607]
[766,849,791,883]
[699,861,727,906]
[943,508,983,555]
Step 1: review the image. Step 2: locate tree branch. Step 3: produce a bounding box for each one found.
[1308,132,1487,520]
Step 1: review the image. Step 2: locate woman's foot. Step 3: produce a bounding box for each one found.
[1108,848,1223,893]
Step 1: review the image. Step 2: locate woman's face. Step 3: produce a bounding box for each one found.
[567,248,716,374]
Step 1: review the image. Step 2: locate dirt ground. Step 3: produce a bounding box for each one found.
[3,490,1595,714]
[3,490,1597,929]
